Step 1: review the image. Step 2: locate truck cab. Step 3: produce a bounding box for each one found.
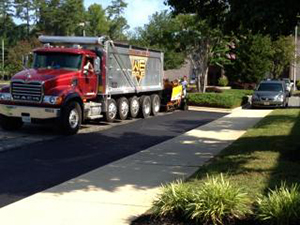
[0,41,103,134]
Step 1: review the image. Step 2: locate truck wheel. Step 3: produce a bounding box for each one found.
[0,115,23,131]
[60,101,82,135]
[140,95,151,118]
[104,99,117,122]
[129,96,139,118]
[151,94,160,116]
[180,99,188,111]
[117,97,129,120]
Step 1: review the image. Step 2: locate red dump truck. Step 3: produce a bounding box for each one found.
[0,36,186,134]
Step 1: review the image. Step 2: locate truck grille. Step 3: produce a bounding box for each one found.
[11,81,43,103]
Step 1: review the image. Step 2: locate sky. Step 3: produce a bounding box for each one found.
[85,0,170,31]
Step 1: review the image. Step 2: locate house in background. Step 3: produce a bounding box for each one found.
[164,60,193,82]
[164,60,222,85]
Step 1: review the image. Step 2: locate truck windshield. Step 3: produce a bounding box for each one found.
[33,52,82,71]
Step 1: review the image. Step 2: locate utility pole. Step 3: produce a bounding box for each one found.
[1,39,4,77]
[294,25,298,90]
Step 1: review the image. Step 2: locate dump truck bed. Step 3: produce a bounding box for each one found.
[105,43,164,95]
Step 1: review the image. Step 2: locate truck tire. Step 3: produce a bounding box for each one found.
[60,101,82,135]
[180,98,188,111]
[140,95,151,118]
[117,97,129,120]
[104,99,117,122]
[0,115,23,131]
[129,96,139,118]
[151,94,160,116]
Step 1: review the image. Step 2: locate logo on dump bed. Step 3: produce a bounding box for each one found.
[130,56,148,84]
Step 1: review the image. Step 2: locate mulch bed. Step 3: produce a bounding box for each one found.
[131,214,189,225]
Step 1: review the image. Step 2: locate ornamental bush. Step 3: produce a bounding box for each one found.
[218,76,229,87]
[186,174,251,225]
[152,175,252,225]
[256,183,300,225]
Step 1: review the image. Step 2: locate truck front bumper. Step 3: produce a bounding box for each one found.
[0,104,60,119]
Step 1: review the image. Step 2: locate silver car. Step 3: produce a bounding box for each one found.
[251,80,288,108]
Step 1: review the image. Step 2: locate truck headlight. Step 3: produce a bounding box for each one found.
[43,96,62,105]
[0,93,12,101]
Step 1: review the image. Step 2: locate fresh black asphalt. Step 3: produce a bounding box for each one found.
[0,110,227,208]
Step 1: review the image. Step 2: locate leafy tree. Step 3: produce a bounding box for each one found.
[226,34,274,83]
[6,37,41,77]
[37,0,63,35]
[176,15,232,92]
[14,0,37,38]
[164,1,233,92]
[60,0,85,35]
[37,0,85,35]
[0,0,14,38]
[166,0,229,29]
[85,3,109,36]
[131,11,185,70]
[227,0,300,38]
[166,0,300,39]
[106,0,129,40]
[270,36,295,78]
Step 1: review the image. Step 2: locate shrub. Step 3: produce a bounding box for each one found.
[152,175,252,225]
[218,76,229,87]
[256,183,300,225]
[296,80,300,90]
[152,180,194,217]
[188,92,244,108]
[185,174,251,225]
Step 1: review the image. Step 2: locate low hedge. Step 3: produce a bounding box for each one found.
[188,90,252,109]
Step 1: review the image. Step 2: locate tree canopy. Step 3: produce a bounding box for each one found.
[165,0,300,38]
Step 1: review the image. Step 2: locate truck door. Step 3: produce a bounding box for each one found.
[81,56,98,99]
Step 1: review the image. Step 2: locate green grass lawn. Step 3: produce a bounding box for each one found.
[189,108,300,198]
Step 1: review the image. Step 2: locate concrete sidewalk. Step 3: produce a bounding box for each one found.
[0,108,272,225]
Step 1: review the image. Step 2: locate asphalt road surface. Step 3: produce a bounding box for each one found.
[0,110,227,208]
